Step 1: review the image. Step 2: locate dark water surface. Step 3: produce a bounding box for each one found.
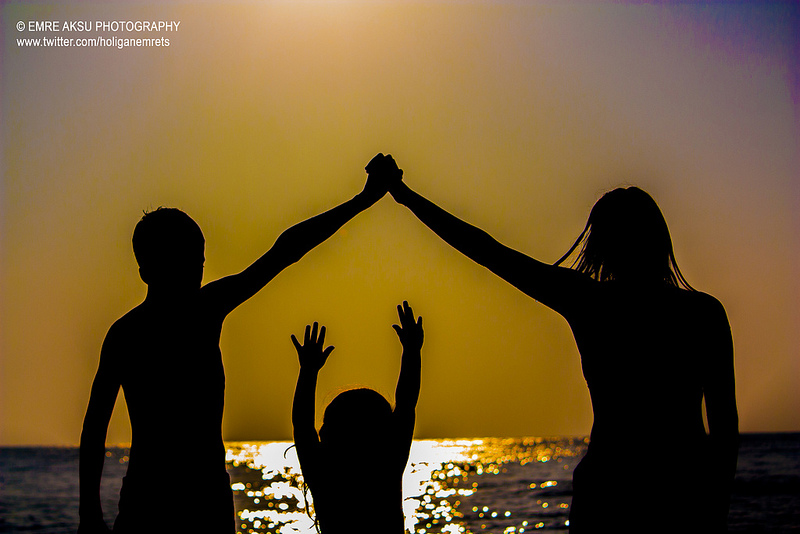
[1,433,797,533]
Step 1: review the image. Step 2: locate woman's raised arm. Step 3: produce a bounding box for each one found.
[389,177,587,315]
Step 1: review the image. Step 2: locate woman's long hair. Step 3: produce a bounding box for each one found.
[554,187,694,290]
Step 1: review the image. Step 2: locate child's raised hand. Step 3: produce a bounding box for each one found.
[392,301,423,351]
[291,322,334,372]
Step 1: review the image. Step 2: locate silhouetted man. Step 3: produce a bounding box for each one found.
[78,155,400,533]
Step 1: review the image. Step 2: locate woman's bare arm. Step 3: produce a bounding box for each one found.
[702,296,739,527]
[390,179,588,315]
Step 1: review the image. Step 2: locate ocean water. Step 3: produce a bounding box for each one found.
[0,434,798,533]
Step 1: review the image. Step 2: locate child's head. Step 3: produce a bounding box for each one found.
[132,207,205,291]
[319,388,393,449]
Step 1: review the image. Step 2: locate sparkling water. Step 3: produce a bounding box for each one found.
[1,434,798,533]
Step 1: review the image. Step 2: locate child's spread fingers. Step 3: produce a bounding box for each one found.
[404,301,414,320]
[319,325,327,346]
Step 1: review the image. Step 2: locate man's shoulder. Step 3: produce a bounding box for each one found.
[104,303,151,342]
[112,302,148,326]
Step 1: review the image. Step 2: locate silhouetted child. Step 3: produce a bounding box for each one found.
[291,301,423,534]
[78,155,400,534]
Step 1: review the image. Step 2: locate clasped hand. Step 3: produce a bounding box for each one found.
[363,153,404,201]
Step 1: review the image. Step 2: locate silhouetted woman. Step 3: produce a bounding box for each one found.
[372,155,738,532]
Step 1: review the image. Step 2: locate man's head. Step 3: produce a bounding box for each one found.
[132,208,205,291]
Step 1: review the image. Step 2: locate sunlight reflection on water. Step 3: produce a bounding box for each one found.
[226,437,587,534]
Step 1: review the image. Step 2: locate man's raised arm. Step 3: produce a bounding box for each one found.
[208,154,399,316]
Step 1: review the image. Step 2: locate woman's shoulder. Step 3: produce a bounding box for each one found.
[676,287,726,313]
[667,288,731,334]
[598,282,728,319]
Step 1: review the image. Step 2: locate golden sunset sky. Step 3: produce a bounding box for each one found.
[2,1,798,445]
